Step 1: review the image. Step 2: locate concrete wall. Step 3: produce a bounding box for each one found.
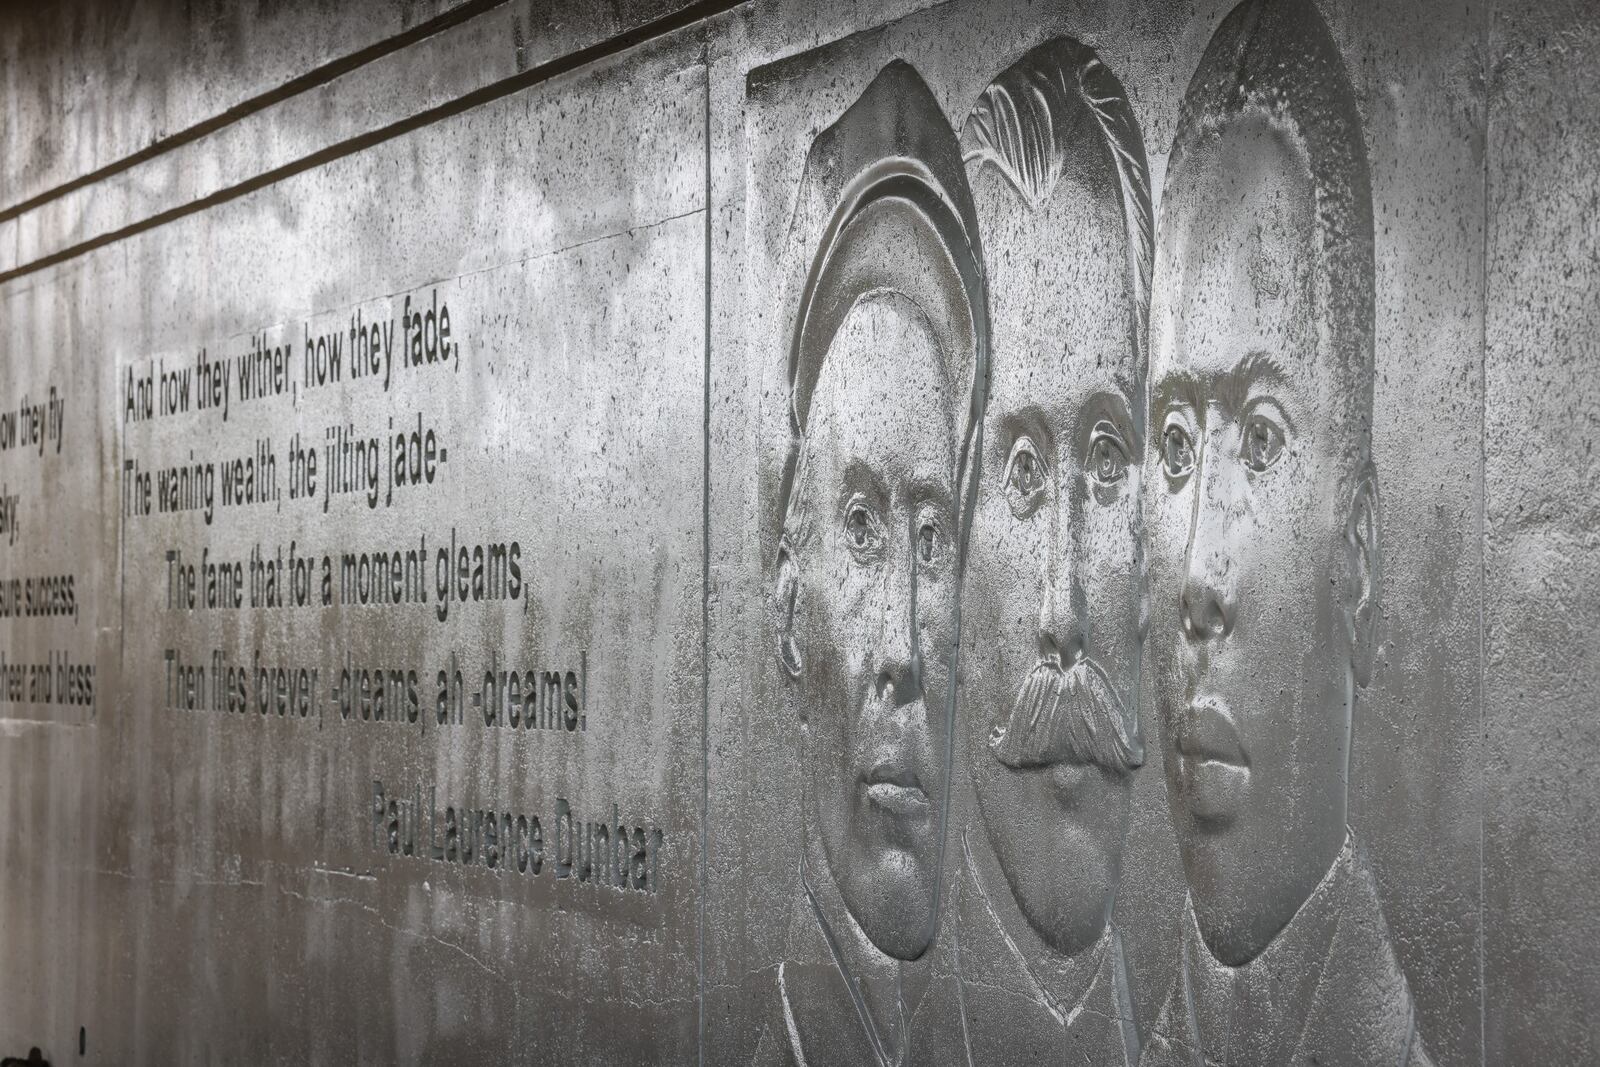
[0,0,1594,1061]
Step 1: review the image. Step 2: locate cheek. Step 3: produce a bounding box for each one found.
[1145,486,1191,578]
[818,552,877,635]
[1241,463,1340,612]
[918,574,957,654]
[1084,497,1141,617]
[969,501,1025,584]
[799,567,872,694]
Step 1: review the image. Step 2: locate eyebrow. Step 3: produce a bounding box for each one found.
[996,404,1054,459]
[908,474,955,513]
[1080,390,1139,452]
[1215,351,1287,419]
[1152,371,1202,416]
[1154,352,1287,416]
[836,457,887,508]
[836,454,954,513]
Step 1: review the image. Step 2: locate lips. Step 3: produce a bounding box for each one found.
[1176,696,1247,767]
[1174,695,1250,825]
[863,761,930,818]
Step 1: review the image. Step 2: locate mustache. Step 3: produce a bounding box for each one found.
[988,658,1144,774]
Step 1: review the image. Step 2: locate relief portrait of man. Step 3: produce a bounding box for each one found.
[753,60,988,1067]
[1140,0,1431,1064]
[944,35,1153,1067]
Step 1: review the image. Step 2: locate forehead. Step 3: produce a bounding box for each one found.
[971,159,1136,401]
[807,294,955,464]
[1153,113,1321,380]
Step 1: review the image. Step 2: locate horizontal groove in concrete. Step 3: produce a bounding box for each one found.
[0,0,745,285]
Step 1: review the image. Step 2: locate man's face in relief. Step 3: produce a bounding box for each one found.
[1147,114,1372,965]
[963,150,1145,959]
[790,290,959,962]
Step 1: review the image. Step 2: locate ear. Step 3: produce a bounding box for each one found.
[774,543,804,692]
[1344,464,1381,689]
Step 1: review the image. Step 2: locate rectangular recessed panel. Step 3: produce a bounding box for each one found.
[0,35,707,1063]
[708,1,1485,1062]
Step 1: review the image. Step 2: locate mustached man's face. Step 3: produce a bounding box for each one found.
[1147,114,1367,965]
[791,293,959,961]
[963,156,1143,959]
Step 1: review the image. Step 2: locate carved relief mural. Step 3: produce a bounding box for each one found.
[2,0,1595,1059]
[741,0,1471,1062]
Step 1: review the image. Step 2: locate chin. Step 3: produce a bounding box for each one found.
[1175,816,1238,900]
[849,849,935,961]
[1044,858,1116,951]
[1029,893,1111,958]
[1179,824,1281,966]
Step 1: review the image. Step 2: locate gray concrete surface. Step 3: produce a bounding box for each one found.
[0,0,1593,1061]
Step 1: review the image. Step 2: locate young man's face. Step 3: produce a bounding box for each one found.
[793,292,959,961]
[1147,114,1364,965]
[962,154,1144,958]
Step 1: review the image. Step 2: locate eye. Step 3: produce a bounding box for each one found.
[1087,427,1130,486]
[1161,421,1196,479]
[917,520,939,565]
[843,499,884,558]
[1004,436,1049,517]
[1241,414,1285,472]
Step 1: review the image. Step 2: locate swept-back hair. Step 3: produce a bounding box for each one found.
[961,35,1154,408]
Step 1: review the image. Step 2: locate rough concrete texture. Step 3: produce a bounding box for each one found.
[0,0,1594,1062]
[1484,0,1600,1061]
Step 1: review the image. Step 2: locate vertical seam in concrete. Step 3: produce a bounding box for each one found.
[699,37,713,1067]
[120,338,127,673]
[1478,2,1493,1062]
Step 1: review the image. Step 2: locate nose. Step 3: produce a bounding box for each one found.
[876,537,924,706]
[1039,475,1087,666]
[1179,447,1237,642]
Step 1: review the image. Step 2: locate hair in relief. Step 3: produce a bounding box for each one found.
[961,36,1154,392]
[1170,0,1376,433]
